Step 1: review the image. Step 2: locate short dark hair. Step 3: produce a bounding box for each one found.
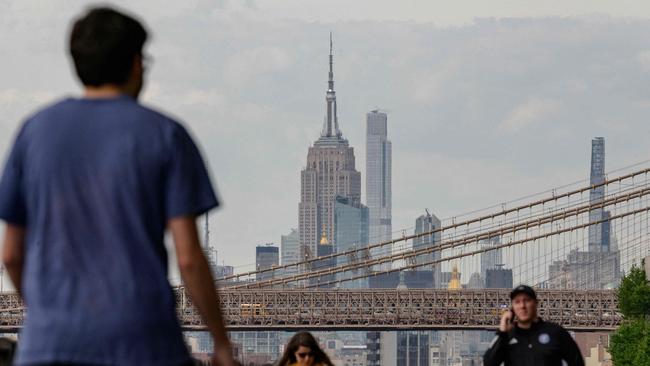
[69,7,148,86]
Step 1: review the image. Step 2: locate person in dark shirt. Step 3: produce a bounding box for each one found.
[0,7,235,366]
[484,285,584,366]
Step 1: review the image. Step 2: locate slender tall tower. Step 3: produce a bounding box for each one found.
[366,110,392,259]
[414,211,441,288]
[299,34,361,261]
[588,137,610,252]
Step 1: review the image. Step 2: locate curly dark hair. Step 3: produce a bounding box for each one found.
[276,332,334,366]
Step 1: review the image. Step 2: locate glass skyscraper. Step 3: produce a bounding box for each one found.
[281,228,300,278]
[588,137,611,252]
[413,211,441,288]
[255,245,279,281]
[480,235,503,284]
[397,331,430,366]
[334,195,369,288]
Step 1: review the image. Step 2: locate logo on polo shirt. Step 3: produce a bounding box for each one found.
[538,333,550,344]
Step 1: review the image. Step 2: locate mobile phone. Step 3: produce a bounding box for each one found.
[509,308,516,323]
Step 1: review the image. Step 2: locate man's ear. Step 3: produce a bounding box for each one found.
[131,54,143,77]
[122,54,144,98]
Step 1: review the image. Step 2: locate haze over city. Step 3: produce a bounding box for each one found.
[2,0,650,277]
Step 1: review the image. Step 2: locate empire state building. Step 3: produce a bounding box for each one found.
[299,35,361,260]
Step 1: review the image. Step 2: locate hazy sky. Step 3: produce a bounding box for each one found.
[2,1,650,279]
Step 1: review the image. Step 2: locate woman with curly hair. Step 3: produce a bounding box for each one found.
[276,332,334,366]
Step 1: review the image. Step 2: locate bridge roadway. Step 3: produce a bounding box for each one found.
[0,289,620,332]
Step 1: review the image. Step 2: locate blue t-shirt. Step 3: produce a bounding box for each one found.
[0,95,219,365]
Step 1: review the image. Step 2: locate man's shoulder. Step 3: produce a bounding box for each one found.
[22,97,73,123]
[127,100,184,125]
[25,96,185,130]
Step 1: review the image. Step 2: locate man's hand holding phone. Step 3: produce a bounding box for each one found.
[499,309,515,333]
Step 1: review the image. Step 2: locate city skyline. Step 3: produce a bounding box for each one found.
[3,1,650,275]
[2,3,648,366]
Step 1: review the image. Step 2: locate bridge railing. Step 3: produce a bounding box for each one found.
[176,288,621,331]
[0,289,621,331]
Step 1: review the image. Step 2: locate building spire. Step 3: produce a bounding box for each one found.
[321,32,341,139]
[328,32,334,92]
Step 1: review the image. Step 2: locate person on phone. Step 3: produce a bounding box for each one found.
[0,6,235,366]
[483,285,584,366]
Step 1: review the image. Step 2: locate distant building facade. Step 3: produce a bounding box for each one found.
[480,236,502,284]
[230,331,281,365]
[214,265,234,279]
[366,110,392,252]
[588,137,611,253]
[485,267,513,289]
[397,331,430,366]
[547,249,620,289]
[255,244,279,281]
[546,137,621,290]
[334,195,369,288]
[413,211,442,288]
[281,228,300,277]
[311,233,336,288]
[299,37,361,261]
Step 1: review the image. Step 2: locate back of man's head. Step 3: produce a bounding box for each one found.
[69,7,148,87]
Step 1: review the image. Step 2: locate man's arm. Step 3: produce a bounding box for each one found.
[2,224,25,297]
[484,310,512,366]
[169,216,234,366]
[561,328,585,366]
[483,331,508,366]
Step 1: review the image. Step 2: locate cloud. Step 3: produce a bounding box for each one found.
[0,88,56,107]
[411,64,460,104]
[499,98,561,133]
[637,50,650,71]
[0,88,59,144]
[3,3,650,271]
[145,84,228,110]
[223,46,292,86]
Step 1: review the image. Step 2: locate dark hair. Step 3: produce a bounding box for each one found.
[276,332,334,366]
[69,7,148,86]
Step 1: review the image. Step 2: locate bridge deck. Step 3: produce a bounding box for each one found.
[0,289,620,332]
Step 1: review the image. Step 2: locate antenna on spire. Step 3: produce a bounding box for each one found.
[330,31,333,56]
[328,32,334,92]
[318,31,344,142]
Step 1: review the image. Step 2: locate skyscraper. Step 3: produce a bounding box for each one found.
[396,331,430,366]
[311,233,336,288]
[334,195,369,255]
[413,211,442,288]
[334,195,369,288]
[366,110,392,250]
[546,137,620,289]
[281,228,300,277]
[480,235,503,283]
[299,35,361,260]
[255,244,279,281]
[588,137,611,252]
[485,266,513,288]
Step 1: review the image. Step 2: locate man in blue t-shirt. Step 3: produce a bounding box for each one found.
[0,7,235,366]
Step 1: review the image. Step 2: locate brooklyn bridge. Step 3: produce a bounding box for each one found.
[1,165,649,333]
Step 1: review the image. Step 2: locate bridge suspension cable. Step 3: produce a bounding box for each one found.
[216,166,650,283]
[230,200,650,289]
